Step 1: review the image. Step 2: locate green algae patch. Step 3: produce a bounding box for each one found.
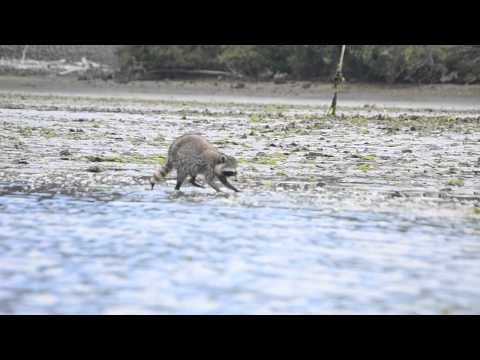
[361,154,376,161]
[213,139,242,147]
[18,126,33,137]
[249,113,267,124]
[85,154,166,165]
[350,116,370,126]
[264,104,287,113]
[352,152,377,161]
[40,128,57,138]
[447,178,464,187]
[263,104,287,118]
[304,114,325,122]
[356,163,375,172]
[128,154,166,164]
[252,152,288,166]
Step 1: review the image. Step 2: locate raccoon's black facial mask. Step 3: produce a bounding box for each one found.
[222,170,237,177]
[218,155,237,177]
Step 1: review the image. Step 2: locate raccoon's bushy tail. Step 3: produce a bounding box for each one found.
[156,161,173,179]
[150,161,173,189]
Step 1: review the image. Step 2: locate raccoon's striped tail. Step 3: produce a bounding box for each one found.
[150,161,173,190]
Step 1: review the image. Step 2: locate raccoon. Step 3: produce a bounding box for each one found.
[150,134,239,192]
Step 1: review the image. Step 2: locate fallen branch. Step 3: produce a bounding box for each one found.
[0,57,113,79]
[145,68,241,79]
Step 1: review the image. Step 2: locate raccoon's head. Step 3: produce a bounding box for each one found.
[214,153,238,178]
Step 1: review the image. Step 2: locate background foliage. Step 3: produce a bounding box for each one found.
[116,45,480,84]
[1,45,478,84]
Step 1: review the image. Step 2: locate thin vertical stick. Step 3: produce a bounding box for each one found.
[327,45,346,117]
[338,45,346,72]
[21,45,29,64]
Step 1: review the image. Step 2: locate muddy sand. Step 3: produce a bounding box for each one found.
[1,76,479,218]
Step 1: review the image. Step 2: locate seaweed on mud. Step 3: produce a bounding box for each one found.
[2,89,480,222]
[350,116,370,127]
[447,178,465,187]
[250,152,289,166]
[213,139,241,147]
[18,126,33,137]
[356,163,375,172]
[40,128,57,138]
[264,104,287,113]
[85,154,166,165]
[303,114,326,124]
[351,153,377,161]
[249,113,268,124]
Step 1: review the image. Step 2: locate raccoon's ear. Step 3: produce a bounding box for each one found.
[220,155,226,163]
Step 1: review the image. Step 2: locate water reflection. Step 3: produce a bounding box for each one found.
[0,190,479,314]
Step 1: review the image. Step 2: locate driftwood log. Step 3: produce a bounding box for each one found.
[119,67,242,82]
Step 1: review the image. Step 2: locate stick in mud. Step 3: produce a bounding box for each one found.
[21,45,29,64]
[327,45,346,117]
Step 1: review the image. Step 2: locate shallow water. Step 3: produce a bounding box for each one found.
[1,189,479,315]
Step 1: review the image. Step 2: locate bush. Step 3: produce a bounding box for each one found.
[116,45,223,72]
[348,45,450,84]
[445,45,480,83]
[219,45,270,77]
[115,45,480,84]
[286,45,339,79]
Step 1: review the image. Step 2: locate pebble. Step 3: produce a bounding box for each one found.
[86,165,104,173]
[14,159,28,164]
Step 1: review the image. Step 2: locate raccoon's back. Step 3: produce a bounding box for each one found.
[168,134,214,163]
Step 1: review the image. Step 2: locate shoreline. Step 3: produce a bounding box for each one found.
[1,75,479,111]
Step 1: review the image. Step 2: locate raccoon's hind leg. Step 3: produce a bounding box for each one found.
[175,171,188,191]
[150,161,173,190]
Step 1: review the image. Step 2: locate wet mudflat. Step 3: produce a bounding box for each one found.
[1,82,480,314]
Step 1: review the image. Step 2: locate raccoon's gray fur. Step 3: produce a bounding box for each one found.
[150,134,239,192]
